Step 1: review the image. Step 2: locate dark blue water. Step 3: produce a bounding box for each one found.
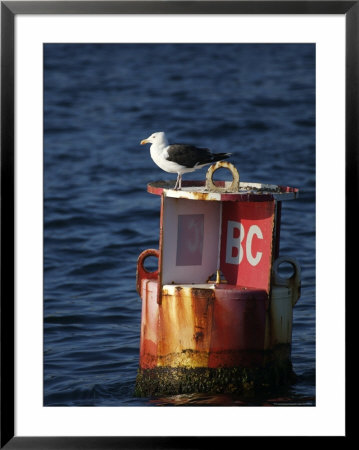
[44,44,315,406]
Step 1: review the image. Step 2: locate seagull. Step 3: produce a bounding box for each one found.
[140,131,231,190]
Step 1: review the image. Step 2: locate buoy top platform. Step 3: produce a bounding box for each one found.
[147,161,298,202]
[148,180,298,201]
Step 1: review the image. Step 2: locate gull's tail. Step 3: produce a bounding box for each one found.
[211,152,231,162]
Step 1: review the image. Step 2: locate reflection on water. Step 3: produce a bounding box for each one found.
[150,391,315,407]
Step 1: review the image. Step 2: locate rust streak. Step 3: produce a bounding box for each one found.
[157,287,214,368]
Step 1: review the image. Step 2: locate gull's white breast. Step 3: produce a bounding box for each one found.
[150,145,192,174]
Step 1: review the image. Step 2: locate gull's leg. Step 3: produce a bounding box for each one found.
[178,174,182,190]
[174,173,180,190]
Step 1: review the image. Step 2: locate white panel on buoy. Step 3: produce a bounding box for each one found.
[162,198,221,285]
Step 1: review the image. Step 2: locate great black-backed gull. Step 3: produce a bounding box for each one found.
[140,131,231,190]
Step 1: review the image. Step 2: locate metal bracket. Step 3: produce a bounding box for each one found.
[205,161,240,193]
[136,248,159,295]
[272,256,301,306]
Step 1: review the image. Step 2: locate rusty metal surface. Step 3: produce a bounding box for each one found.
[138,281,270,370]
[147,180,299,201]
[139,280,159,369]
[205,161,240,193]
[136,248,159,294]
[138,264,301,369]
[158,286,215,367]
[208,286,267,368]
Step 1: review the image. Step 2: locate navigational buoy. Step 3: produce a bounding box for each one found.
[135,162,300,396]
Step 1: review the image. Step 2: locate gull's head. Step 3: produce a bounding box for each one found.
[140,131,167,146]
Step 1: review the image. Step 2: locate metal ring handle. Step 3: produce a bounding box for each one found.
[136,249,159,294]
[205,161,240,193]
[272,256,301,306]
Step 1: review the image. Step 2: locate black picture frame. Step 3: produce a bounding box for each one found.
[1,1,351,447]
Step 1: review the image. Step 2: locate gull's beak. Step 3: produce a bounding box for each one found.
[140,139,149,145]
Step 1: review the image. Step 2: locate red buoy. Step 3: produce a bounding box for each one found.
[135,163,300,396]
